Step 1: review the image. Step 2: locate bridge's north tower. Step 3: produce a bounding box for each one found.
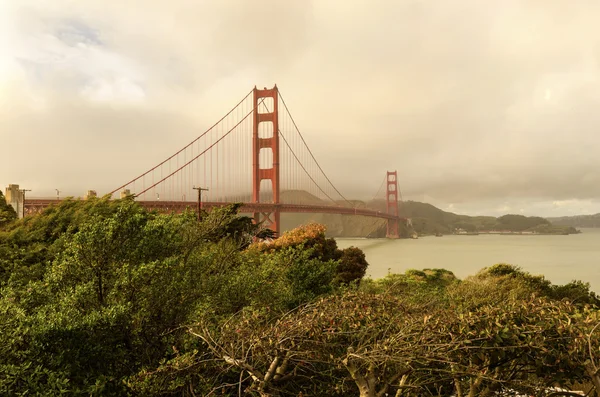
[386,170,400,238]
[252,86,280,235]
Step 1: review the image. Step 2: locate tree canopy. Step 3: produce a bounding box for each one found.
[1,200,599,396]
[0,190,17,228]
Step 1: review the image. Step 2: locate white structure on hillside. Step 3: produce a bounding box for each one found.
[5,184,24,219]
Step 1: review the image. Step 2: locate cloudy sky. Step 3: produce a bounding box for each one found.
[2,0,600,217]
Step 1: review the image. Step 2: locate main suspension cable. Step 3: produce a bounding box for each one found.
[110,89,254,195]
[278,90,355,207]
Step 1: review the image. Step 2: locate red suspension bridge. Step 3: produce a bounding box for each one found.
[23,85,406,238]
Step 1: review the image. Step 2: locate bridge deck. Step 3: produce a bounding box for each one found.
[23,199,405,222]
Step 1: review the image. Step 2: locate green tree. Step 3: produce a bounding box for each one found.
[0,191,16,228]
[336,246,369,285]
[495,214,550,231]
[0,201,274,394]
[0,196,137,289]
[253,223,368,287]
[188,289,600,397]
[452,264,600,308]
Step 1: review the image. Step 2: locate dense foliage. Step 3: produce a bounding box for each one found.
[1,200,599,396]
[0,191,17,227]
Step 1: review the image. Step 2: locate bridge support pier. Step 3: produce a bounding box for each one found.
[387,219,399,239]
[386,171,400,238]
[252,85,280,236]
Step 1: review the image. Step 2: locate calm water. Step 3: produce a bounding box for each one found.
[336,228,600,291]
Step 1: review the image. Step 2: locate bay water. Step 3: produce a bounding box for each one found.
[336,228,600,291]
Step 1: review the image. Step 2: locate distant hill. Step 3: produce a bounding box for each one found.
[364,200,578,235]
[276,192,578,237]
[278,191,392,238]
[398,201,578,235]
[548,213,600,228]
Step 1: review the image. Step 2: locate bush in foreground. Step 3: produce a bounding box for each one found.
[1,202,600,396]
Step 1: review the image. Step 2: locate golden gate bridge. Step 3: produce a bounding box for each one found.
[22,85,406,238]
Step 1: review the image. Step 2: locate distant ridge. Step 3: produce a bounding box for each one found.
[276,192,578,237]
[548,213,600,228]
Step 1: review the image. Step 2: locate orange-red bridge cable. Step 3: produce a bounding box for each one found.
[278,90,354,207]
[135,99,264,197]
[109,89,253,196]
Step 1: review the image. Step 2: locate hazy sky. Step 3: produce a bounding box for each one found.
[2,0,600,217]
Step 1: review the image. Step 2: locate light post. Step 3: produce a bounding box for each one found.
[55,189,60,200]
[192,186,209,221]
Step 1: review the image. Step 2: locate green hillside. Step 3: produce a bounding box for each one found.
[276,192,578,237]
[364,200,577,236]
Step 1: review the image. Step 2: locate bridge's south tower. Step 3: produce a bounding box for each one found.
[252,86,280,235]
[386,170,400,238]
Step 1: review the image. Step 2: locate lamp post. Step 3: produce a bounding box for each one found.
[55,189,60,200]
[192,186,209,221]
[21,189,31,218]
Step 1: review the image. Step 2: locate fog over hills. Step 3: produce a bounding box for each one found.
[548,213,600,228]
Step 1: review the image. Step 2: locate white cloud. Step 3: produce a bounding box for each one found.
[81,77,145,103]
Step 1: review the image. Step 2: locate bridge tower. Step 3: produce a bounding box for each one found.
[386,170,400,238]
[252,86,280,235]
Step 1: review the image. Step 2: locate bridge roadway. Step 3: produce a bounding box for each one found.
[23,199,405,222]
